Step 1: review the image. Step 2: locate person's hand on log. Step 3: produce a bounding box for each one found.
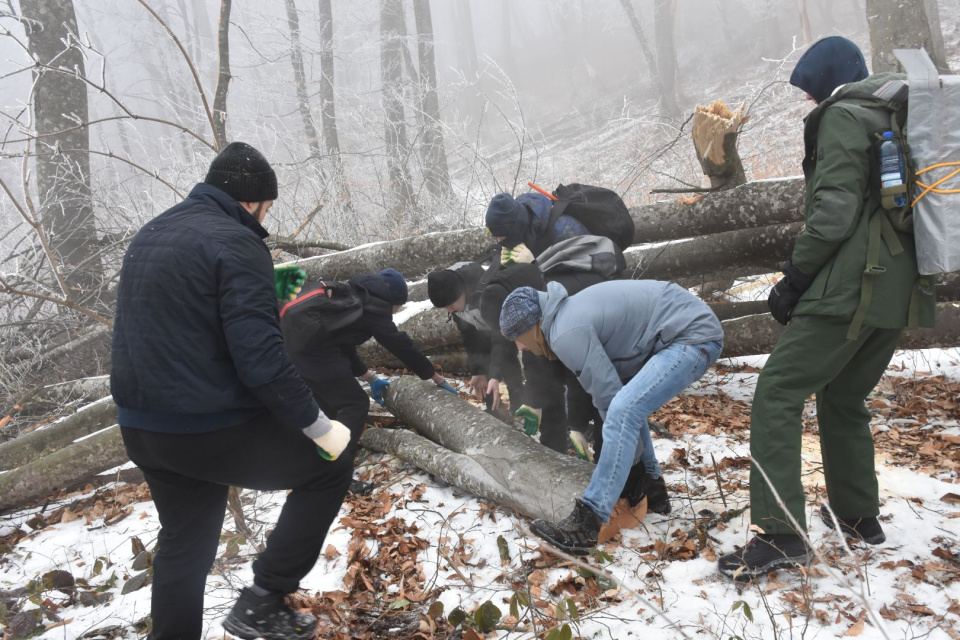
[485,378,502,409]
[514,405,542,435]
[432,373,458,396]
[312,420,351,461]
[469,375,488,401]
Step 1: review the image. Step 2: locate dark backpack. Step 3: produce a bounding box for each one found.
[279,280,363,353]
[546,183,635,251]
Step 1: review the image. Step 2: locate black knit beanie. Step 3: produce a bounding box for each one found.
[204,142,278,202]
[427,270,465,308]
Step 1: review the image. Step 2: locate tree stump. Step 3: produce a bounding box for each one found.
[692,100,749,190]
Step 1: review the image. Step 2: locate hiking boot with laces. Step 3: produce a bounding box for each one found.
[530,499,602,555]
[718,534,812,580]
[819,503,885,545]
[222,587,317,640]
[642,473,671,515]
[620,463,646,507]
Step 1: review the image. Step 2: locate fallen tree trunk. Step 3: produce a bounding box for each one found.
[290,180,806,282]
[362,377,593,521]
[0,396,117,471]
[0,425,128,513]
[719,302,960,359]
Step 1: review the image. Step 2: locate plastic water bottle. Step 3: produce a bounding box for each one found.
[878,131,908,207]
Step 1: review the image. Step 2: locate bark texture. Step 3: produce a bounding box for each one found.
[412,0,451,198]
[0,397,117,471]
[691,101,748,190]
[380,0,415,218]
[866,0,950,75]
[211,0,232,149]
[0,425,127,512]
[363,377,593,521]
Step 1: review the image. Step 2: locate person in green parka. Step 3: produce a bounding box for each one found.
[719,36,936,579]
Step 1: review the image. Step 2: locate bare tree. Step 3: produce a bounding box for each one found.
[865,0,951,75]
[653,0,681,119]
[21,0,103,302]
[798,0,813,44]
[284,0,321,156]
[380,0,415,221]
[618,0,658,83]
[412,0,451,198]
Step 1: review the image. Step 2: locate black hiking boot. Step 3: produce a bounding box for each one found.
[530,499,603,556]
[348,478,375,497]
[642,473,672,515]
[620,463,647,508]
[222,588,317,640]
[819,503,886,545]
[718,534,812,580]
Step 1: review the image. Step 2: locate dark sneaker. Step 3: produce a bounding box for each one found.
[222,588,317,640]
[530,499,603,555]
[348,479,374,496]
[620,463,646,508]
[819,503,886,545]
[642,473,672,515]
[718,534,812,580]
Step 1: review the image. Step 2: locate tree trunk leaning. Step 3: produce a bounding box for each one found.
[0,425,128,513]
[289,179,806,283]
[0,396,117,472]
[364,377,593,521]
[691,100,748,190]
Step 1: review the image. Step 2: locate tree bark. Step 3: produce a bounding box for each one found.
[412,0,452,198]
[0,425,127,513]
[363,377,593,521]
[798,0,813,44]
[211,0,232,150]
[22,0,103,301]
[381,0,416,220]
[865,0,950,75]
[0,396,116,471]
[293,178,806,282]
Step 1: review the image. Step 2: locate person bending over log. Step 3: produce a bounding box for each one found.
[478,236,626,462]
[428,261,525,416]
[111,142,350,639]
[485,190,590,263]
[500,281,724,555]
[282,268,457,496]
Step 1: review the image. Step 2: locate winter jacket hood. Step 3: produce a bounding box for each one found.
[790,36,868,104]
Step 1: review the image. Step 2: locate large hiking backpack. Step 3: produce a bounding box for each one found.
[546,184,635,251]
[536,235,626,282]
[279,280,363,353]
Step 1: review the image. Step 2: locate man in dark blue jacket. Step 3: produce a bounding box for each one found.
[112,142,349,640]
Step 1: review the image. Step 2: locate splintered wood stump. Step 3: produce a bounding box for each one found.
[361,376,593,521]
[692,100,749,190]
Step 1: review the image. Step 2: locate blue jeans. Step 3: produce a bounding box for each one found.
[582,340,722,522]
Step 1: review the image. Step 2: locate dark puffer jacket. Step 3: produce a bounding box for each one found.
[110,183,320,433]
[287,273,437,383]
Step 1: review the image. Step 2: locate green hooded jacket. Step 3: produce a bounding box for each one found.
[791,72,935,330]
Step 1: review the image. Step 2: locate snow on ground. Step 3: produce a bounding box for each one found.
[2,351,958,639]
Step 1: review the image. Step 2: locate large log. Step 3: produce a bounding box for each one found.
[0,396,117,471]
[288,180,806,282]
[719,302,960,359]
[0,425,128,512]
[363,377,593,521]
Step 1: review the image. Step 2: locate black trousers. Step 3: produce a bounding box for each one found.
[121,376,368,640]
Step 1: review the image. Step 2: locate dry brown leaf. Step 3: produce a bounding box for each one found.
[845,619,865,636]
[905,605,935,616]
[940,493,960,504]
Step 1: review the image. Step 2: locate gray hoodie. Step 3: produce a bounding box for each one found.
[539,280,723,418]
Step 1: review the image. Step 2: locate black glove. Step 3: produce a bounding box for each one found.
[767,261,814,326]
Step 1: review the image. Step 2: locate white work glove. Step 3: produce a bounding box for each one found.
[310,420,351,461]
[509,243,534,264]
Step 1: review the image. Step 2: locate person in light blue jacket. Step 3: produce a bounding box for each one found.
[500,280,724,554]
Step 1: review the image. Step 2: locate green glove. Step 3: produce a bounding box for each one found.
[500,245,513,266]
[274,265,307,301]
[515,405,543,436]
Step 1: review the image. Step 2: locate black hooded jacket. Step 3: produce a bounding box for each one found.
[287,273,436,383]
